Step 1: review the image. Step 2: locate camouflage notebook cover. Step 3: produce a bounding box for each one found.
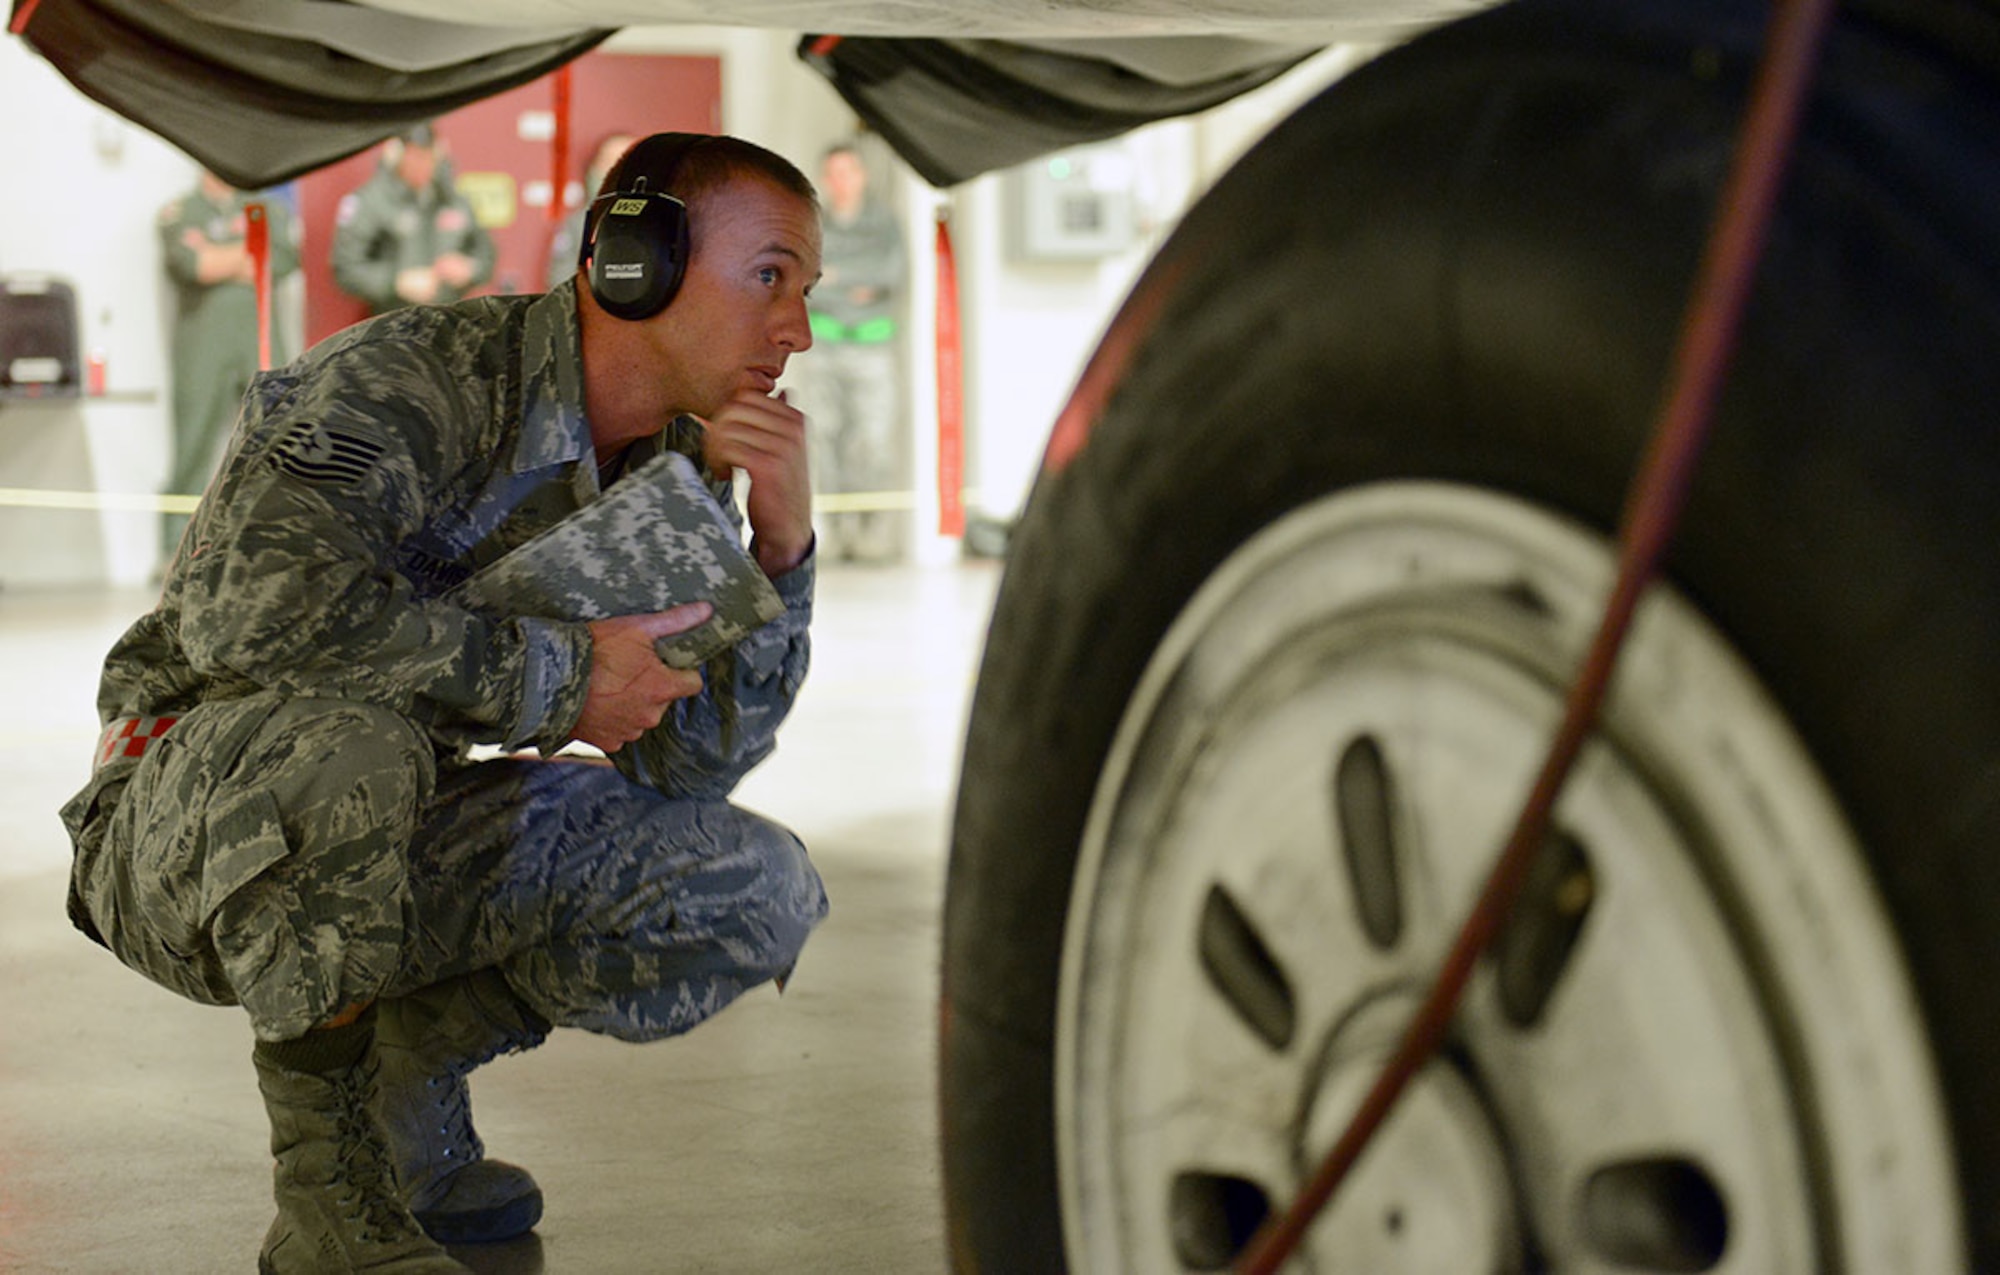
[449,450,784,669]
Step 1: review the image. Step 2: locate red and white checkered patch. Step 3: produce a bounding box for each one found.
[95,715,178,769]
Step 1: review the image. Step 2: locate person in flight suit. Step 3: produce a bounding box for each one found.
[791,141,906,563]
[156,169,301,557]
[61,132,826,1273]
[331,123,497,315]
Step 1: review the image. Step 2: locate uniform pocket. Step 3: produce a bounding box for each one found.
[200,786,292,927]
[202,786,337,1034]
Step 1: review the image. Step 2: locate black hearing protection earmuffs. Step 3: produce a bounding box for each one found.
[581,133,708,321]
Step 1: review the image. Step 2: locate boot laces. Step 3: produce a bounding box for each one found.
[427,1065,485,1168]
[331,1070,427,1245]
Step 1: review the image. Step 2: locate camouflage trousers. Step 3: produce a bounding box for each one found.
[793,339,905,564]
[67,692,827,1042]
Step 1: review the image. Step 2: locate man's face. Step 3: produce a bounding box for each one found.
[396,142,439,191]
[821,150,867,213]
[646,175,822,419]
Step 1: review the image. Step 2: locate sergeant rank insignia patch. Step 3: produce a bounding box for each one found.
[271,421,386,488]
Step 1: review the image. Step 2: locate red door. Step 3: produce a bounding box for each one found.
[296,50,721,348]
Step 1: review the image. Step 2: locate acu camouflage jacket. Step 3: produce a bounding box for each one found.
[94,278,813,801]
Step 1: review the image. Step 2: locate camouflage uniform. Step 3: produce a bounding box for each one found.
[59,278,826,1044]
[331,166,497,315]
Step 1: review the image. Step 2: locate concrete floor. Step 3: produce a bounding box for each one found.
[0,560,1001,1273]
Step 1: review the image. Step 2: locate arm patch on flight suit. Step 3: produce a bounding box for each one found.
[270,421,386,489]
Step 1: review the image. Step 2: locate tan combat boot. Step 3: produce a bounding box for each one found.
[374,969,549,1245]
[254,1040,468,1274]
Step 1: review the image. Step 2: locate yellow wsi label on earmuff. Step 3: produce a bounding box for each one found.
[609,197,651,216]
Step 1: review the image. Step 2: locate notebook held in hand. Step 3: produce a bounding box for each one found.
[449,450,784,669]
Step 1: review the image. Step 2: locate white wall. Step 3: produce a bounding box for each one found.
[950,126,1192,540]
[947,46,1371,542]
[1,35,200,588]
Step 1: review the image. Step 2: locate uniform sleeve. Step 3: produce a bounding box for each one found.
[457,197,498,291]
[174,342,592,753]
[609,540,815,800]
[157,200,200,288]
[330,187,401,311]
[267,198,303,281]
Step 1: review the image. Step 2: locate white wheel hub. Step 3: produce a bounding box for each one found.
[1296,993,1519,1270]
[1056,483,1960,1273]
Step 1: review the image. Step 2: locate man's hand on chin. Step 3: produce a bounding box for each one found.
[702,388,813,577]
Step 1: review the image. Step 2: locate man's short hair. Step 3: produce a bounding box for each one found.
[597,134,818,224]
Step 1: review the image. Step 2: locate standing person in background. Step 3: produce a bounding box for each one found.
[332,123,496,315]
[792,141,906,564]
[546,132,637,292]
[156,169,301,559]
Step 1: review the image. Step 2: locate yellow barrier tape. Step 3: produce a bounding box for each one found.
[2,487,976,519]
[815,487,981,514]
[0,488,201,514]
